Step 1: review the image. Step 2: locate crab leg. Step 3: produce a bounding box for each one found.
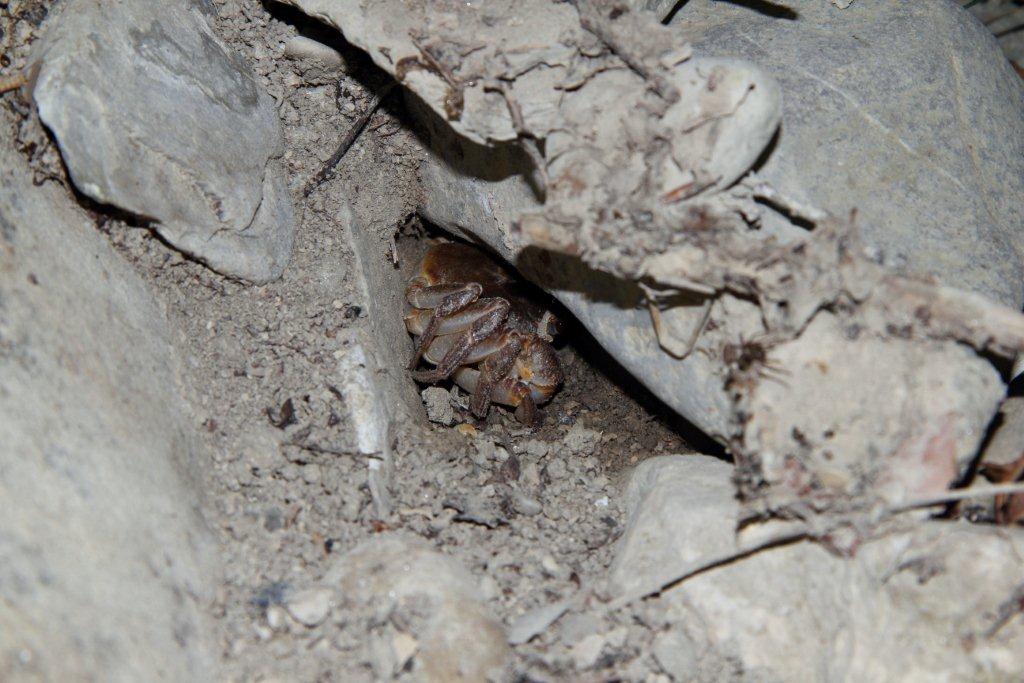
[411,298,510,382]
[419,329,511,366]
[405,280,482,369]
[468,332,525,418]
[488,377,539,426]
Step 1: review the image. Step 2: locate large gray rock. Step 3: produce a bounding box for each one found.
[673,0,1024,308]
[419,0,1024,443]
[325,534,511,683]
[0,143,219,679]
[609,455,1024,681]
[31,0,294,283]
[608,455,737,597]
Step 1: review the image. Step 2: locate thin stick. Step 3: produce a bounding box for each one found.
[893,482,1024,511]
[287,440,366,458]
[609,482,1024,609]
[607,528,810,609]
[304,82,395,198]
[483,80,548,194]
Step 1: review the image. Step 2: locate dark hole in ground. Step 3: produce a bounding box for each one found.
[395,221,726,468]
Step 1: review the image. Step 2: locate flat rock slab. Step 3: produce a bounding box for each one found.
[31,0,294,283]
[0,141,219,679]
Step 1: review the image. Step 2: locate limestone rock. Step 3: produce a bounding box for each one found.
[0,142,219,679]
[608,455,737,597]
[609,454,1024,681]
[672,0,1024,308]
[325,534,511,682]
[746,312,1003,505]
[417,0,1024,449]
[31,0,295,283]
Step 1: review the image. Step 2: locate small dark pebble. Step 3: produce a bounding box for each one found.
[264,508,284,532]
[250,580,289,613]
[267,397,297,429]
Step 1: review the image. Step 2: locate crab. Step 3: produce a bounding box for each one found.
[404,242,564,425]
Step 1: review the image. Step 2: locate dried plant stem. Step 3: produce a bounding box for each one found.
[609,482,1024,609]
[304,82,395,198]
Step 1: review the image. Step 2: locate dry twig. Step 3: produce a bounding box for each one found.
[304,81,396,197]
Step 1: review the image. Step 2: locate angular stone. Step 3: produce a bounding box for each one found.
[284,588,334,627]
[31,0,294,282]
[608,455,737,598]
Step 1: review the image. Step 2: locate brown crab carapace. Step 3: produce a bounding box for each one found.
[404,242,563,425]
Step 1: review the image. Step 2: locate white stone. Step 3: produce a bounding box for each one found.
[285,588,334,627]
[390,632,419,672]
[421,386,455,426]
[609,452,1024,680]
[608,455,737,598]
[571,633,607,670]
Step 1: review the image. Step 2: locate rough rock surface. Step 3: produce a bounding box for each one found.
[0,142,219,680]
[747,311,1004,505]
[607,455,736,597]
[982,395,1024,469]
[31,0,295,283]
[416,102,765,441]
[673,0,1024,308]
[610,454,1024,681]
[324,534,512,683]
[412,0,1024,446]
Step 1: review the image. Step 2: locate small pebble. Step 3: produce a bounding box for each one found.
[302,465,322,485]
[521,461,541,488]
[571,633,606,670]
[285,587,333,627]
[422,386,455,426]
[512,491,542,516]
[652,630,697,679]
[564,423,602,455]
[264,508,284,532]
[547,459,568,480]
[266,605,288,632]
[391,632,419,671]
[540,554,568,580]
[523,440,549,458]
[455,423,478,437]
